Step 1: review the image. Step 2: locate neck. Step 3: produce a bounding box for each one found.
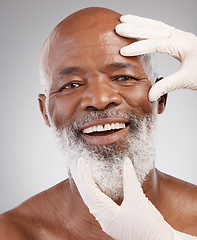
[68,166,159,214]
[141,168,159,206]
[68,177,102,227]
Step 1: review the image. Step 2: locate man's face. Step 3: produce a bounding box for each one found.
[41,13,160,200]
[47,25,156,143]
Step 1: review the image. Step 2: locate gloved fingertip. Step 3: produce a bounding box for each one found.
[120,14,133,22]
[123,157,141,197]
[115,23,122,33]
[115,23,128,35]
[120,47,134,56]
[123,157,135,173]
[78,156,85,165]
[123,157,136,185]
[124,156,130,164]
[77,157,83,171]
[120,47,138,56]
[148,86,161,102]
[148,92,159,102]
[123,157,130,172]
[120,47,127,56]
[119,15,126,22]
[78,157,90,174]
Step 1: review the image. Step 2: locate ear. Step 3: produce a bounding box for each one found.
[157,93,167,114]
[38,94,51,127]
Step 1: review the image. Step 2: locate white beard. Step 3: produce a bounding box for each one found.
[49,107,157,201]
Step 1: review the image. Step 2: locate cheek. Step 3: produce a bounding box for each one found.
[119,83,154,116]
[48,95,79,128]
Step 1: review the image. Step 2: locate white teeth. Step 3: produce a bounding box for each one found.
[83,128,88,134]
[82,122,126,134]
[93,125,97,132]
[114,123,120,129]
[88,126,93,133]
[97,125,104,132]
[111,123,115,130]
[104,123,111,131]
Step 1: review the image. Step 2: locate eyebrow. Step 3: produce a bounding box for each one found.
[105,62,138,71]
[57,66,82,78]
[56,61,138,80]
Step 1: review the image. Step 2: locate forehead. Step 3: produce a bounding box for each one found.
[51,32,145,72]
[42,18,148,87]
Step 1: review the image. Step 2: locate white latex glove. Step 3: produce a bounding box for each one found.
[70,157,197,240]
[115,15,197,102]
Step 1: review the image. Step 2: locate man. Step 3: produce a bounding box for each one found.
[0,7,196,239]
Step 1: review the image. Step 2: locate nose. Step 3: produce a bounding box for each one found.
[80,78,122,111]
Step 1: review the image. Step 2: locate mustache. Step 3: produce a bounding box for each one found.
[54,106,156,138]
[72,108,144,133]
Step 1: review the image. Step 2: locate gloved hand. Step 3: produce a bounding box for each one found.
[115,15,197,102]
[70,157,197,240]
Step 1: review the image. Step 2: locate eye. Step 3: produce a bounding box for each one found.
[116,76,133,81]
[60,82,82,91]
[66,83,80,89]
[113,75,140,82]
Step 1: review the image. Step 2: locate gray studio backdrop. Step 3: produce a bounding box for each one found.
[0,0,196,213]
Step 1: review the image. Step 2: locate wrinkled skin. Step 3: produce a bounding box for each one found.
[0,7,196,240]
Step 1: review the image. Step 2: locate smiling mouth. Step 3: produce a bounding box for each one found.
[82,122,126,135]
[79,119,130,146]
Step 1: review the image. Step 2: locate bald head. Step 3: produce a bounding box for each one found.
[56,7,121,35]
[39,7,157,95]
[39,7,120,94]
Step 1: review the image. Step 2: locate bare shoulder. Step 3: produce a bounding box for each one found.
[159,170,197,202]
[0,213,28,240]
[157,170,197,236]
[0,180,71,239]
